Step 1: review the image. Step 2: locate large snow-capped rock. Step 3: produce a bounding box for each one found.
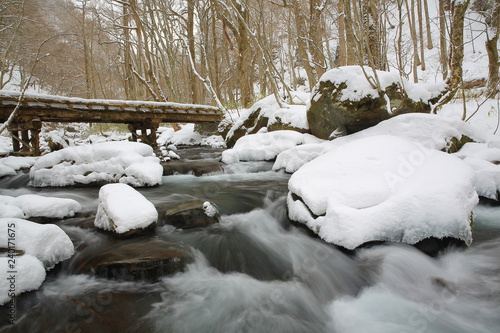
[307,66,445,139]
[0,194,81,219]
[0,255,46,305]
[94,183,158,235]
[0,218,75,268]
[29,141,163,187]
[221,130,323,164]
[274,113,487,173]
[287,135,478,250]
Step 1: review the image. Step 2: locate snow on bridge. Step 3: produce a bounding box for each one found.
[0,90,223,155]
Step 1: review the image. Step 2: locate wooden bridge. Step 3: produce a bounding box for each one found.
[0,90,223,156]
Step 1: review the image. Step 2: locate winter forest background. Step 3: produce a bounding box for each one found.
[1,0,498,110]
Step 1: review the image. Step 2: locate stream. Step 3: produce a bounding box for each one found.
[1,147,500,333]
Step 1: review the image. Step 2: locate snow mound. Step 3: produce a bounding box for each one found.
[274,113,487,173]
[0,254,46,305]
[94,183,158,234]
[225,92,311,146]
[0,218,75,268]
[29,141,163,187]
[157,124,202,146]
[287,135,477,250]
[0,156,37,177]
[221,130,324,164]
[0,194,81,219]
[315,66,444,104]
[456,142,500,200]
[201,135,227,148]
[268,105,309,130]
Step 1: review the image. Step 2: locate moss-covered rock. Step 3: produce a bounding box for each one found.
[307,66,438,139]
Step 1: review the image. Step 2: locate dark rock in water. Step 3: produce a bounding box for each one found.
[413,237,467,257]
[163,201,220,229]
[87,240,194,281]
[8,287,162,333]
[162,160,223,176]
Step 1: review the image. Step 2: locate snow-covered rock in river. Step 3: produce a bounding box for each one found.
[225,93,310,147]
[29,141,163,187]
[307,66,445,139]
[0,194,81,219]
[94,183,158,235]
[274,113,487,173]
[287,135,478,250]
[222,130,324,164]
[0,156,37,178]
[455,142,500,200]
[0,218,75,268]
[0,255,46,305]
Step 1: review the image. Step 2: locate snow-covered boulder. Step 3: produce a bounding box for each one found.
[29,141,163,187]
[0,255,46,305]
[455,142,500,200]
[222,130,323,164]
[307,66,445,139]
[0,194,81,219]
[0,218,75,268]
[94,183,158,236]
[225,93,311,147]
[0,156,37,178]
[287,135,478,250]
[274,113,487,173]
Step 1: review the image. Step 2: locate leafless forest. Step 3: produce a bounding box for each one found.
[1,0,498,108]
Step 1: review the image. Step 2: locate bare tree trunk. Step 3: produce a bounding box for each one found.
[417,0,426,70]
[187,0,198,104]
[343,0,357,65]
[447,0,470,92]
[292,0,318,90]
[439,0,449,79]
[423,0,434,49]
[81,0,95,99]
[486,3,499,98]
[309,0,326,78]
[433,0,470,110]
[405,0,421,82]
[211,10,221,99]
[338,0,347,66]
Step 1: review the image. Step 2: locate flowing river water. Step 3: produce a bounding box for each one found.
[1,147,500,333]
